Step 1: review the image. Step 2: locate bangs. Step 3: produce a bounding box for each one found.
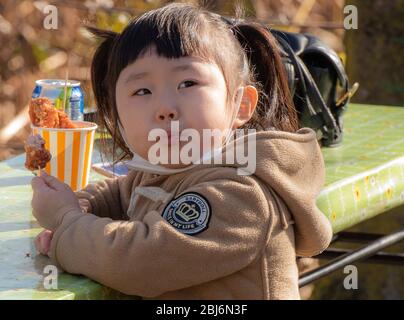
[112,5,216,76]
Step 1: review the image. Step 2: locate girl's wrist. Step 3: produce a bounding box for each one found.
[49,206,84,232]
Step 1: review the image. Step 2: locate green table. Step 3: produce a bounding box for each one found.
[1,103,404,299]
[319,104,404,232]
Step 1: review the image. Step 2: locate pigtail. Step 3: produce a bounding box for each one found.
[231,22,299,132]
[86,26,117,117]
[86,26,132,163]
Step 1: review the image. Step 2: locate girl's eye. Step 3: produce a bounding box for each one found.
[178,80,197,89]
[132,88,151,96]
[132,81,197,96]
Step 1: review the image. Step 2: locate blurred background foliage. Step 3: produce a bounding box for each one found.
[0,0,347,159]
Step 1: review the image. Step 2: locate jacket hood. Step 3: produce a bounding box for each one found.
[222,127,333,257]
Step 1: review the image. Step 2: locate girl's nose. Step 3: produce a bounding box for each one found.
[156,108,179,121]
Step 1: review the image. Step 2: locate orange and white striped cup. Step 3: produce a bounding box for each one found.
[31,121,98,191]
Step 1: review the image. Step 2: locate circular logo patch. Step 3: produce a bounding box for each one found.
[162,192,211,235]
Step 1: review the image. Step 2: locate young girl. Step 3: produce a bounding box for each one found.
[32,3,332,299]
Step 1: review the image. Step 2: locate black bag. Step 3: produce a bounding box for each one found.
[220,15,352,147]
[270,29,350,147]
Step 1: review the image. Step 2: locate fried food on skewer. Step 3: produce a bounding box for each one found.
[29,97,77,129]
[24,134,51,171]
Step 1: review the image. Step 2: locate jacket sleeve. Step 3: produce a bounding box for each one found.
[49,172,272,298]
[74,173,134,220]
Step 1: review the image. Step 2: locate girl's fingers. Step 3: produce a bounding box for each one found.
[78,198,91,213]
[34,234,46,255]
[42,231,53,256]
[31,176,47,191]
[42,236,51,255]
[41,173,66,191]
[31,171,65,191]
[34,230,53,256]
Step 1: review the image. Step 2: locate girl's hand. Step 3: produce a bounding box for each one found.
[78,198,92,213]
[34,229,53,256]
[31,171,82,232]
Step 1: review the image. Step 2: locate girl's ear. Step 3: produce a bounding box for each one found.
[232,85,258,129]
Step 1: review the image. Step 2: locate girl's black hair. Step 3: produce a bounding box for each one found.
[87,2,299,163]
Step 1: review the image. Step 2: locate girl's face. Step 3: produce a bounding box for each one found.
[116,46,239,168]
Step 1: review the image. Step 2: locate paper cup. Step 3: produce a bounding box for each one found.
[31,121,98,191]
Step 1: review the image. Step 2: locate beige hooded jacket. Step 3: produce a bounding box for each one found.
[49,127,332,299]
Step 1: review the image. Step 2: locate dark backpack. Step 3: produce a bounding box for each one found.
[220,16,352,147]
[270,29,351,147]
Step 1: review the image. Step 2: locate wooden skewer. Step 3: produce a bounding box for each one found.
[336,82,360,107]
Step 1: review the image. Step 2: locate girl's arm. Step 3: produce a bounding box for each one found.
[74,170,139,220]
[74,177,125,220]
[48,171,272,298]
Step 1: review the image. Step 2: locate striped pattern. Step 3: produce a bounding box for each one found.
[32,125,96,191]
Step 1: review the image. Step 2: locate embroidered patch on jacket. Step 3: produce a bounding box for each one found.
[162,192,211,235]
